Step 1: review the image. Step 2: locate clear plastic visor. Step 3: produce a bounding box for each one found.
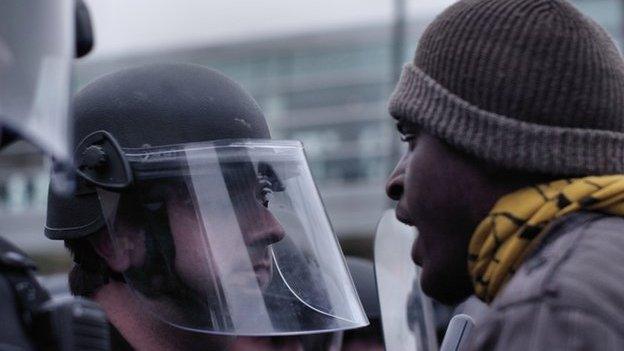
[374,210,438,351]
[0,0,74,161]
[97,140,368,335]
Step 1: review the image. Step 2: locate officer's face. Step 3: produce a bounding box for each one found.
[165,174,286,295]
[385,127,476,304]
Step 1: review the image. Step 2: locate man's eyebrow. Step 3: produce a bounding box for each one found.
[395,122,403,133]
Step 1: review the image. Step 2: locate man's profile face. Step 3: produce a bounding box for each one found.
[385,124,476,304]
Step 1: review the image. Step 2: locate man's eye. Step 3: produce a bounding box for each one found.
[400,133,417,142]
[396,122,406,134]
[396,122,419,144]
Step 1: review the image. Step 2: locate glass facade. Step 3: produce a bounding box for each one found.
[191,40,395,190]
[0,146,47,212]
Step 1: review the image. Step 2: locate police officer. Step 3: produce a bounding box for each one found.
[0,1,109,350]
[45,63,368,350]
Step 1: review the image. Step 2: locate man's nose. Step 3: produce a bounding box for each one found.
[386,154,407,201]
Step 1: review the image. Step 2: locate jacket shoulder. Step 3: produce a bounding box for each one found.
[491,213,624,336]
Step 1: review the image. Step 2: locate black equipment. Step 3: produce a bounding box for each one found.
[0,238,109,351]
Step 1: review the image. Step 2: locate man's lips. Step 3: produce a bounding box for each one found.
[395,206,422,265]
[412,236,424,266]
[395,206,414,226]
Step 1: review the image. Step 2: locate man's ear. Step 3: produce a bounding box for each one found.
[89,229,132,273]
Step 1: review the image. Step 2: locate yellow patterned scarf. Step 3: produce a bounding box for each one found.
[468,175,624,303]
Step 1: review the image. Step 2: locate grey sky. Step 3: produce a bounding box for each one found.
[83,0,455,58]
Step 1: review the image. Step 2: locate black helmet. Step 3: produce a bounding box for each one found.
[45,63,270,239]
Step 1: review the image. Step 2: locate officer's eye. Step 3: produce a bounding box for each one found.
[257,176,274,208]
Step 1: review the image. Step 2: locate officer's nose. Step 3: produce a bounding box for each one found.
[245,206,286,247]
[386,154,407,201]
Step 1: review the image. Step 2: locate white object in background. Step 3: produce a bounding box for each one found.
[440,314,475,351]
[374,209,438,351]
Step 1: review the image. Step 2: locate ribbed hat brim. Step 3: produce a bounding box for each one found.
[389,64,624,176]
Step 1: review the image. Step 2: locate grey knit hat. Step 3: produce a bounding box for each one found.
[389,0,624,176]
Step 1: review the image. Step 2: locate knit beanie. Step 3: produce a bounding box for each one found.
[389,0,624,176]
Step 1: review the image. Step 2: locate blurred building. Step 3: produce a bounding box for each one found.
[0,0,621,267]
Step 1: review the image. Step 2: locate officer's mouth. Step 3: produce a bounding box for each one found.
[252,260,273,289]
[249,248,274,288]
[228,258,273,290]
[253,261,271,274]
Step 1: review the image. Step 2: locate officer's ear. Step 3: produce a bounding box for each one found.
[89,227,144,273]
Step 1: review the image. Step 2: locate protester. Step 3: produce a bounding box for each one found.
[385,0,624,349]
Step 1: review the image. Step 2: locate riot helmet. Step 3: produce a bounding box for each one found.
[45,63,368,336]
